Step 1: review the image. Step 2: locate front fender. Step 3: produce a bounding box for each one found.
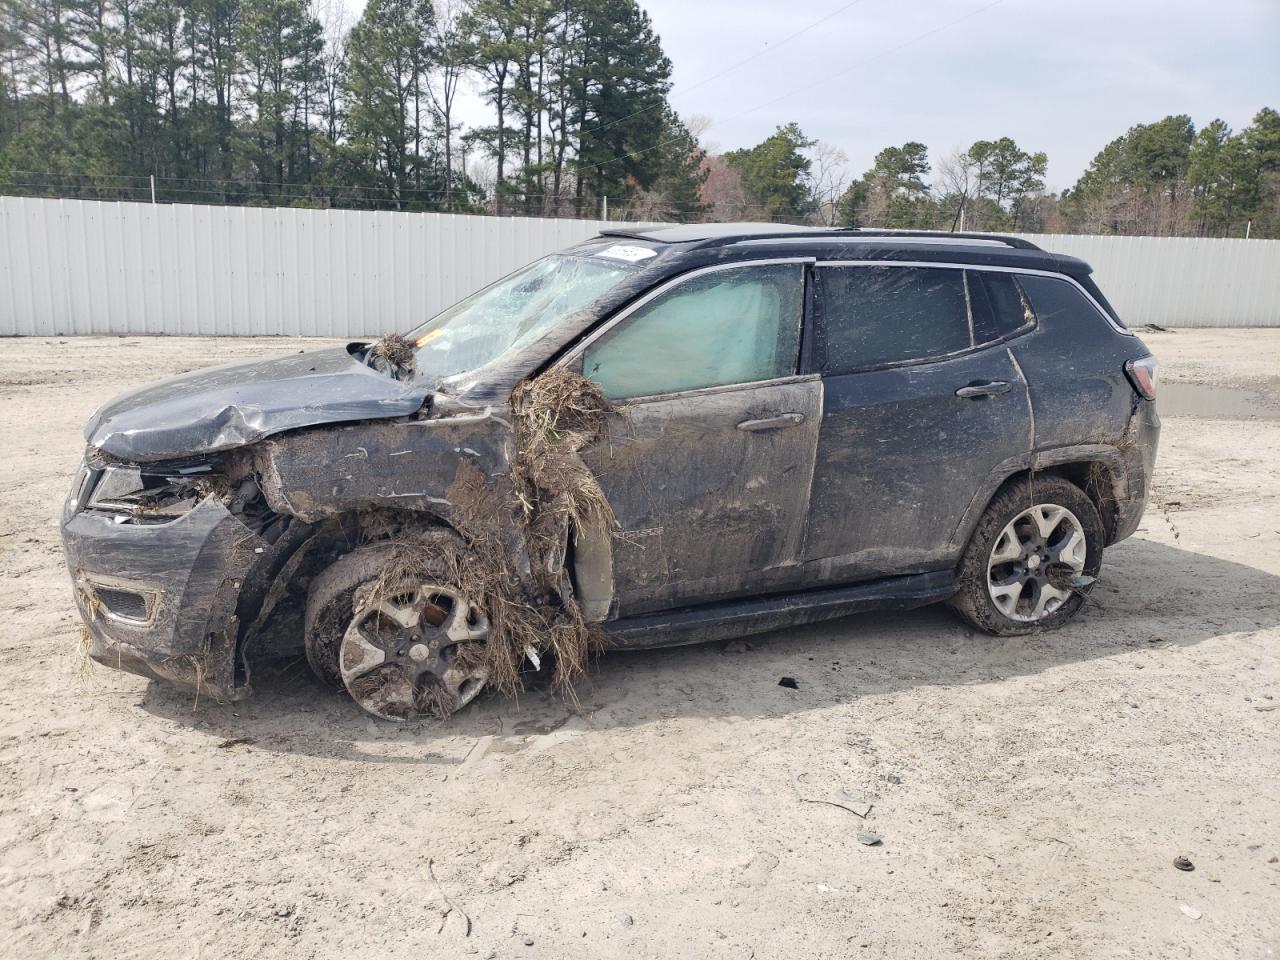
[255,410,515,524]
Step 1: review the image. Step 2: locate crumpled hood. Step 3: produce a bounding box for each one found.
[86,346,434,461]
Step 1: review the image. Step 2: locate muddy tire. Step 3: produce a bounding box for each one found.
[303,532,491,721]
[951,476,1104,636]
[304,542,400,689]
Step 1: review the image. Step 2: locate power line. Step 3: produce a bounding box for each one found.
[3,174,469,201]
[586,0,1008,174]
[4,170,157,183]
[1,172,715,209]
[5,170,468,196]
[0,167,762,213]
[2,0,1002,214]
[0,178,728,216]
[738,0,1008,119]
[585,0,872,137]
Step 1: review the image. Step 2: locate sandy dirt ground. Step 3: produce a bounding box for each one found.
[1,330,1278,960]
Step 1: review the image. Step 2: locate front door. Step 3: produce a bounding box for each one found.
[569,260,821,616]
[801,263,1035,581]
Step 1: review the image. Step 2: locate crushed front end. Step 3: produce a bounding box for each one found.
[62,452,289,700]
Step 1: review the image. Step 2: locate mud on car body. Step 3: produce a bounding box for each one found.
[62,223,1160,719]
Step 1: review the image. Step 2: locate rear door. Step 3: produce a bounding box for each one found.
[801,263,1034,582]
[569,260,821,616]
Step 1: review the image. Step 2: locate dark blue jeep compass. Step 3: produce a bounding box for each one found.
[63,224,1160,720]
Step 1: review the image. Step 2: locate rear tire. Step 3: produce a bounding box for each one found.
[951,475,1104,636]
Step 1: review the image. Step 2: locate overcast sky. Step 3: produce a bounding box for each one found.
[376,0,1280,190]
[643,0,1280,189]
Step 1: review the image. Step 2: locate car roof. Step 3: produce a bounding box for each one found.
[596,222,1093,276]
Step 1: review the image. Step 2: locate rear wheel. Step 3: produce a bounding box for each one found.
[951,476,1104,636]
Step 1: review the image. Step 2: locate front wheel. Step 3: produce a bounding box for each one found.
[951,476,1104,636]
[303,537,491,721]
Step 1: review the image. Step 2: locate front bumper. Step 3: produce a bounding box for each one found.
[62,494,268,700]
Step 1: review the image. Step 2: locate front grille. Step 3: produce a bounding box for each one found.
[96,587,151,623]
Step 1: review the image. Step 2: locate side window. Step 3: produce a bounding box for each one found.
[968,270,1036,344]
[1017,274,1113,331]
[813,266,971,374]
[581,264,803,401]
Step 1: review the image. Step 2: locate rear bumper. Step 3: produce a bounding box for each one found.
[1111,399,1160,543]
[62,496,266,700]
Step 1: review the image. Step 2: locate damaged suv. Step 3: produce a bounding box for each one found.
[63,224,1159,721]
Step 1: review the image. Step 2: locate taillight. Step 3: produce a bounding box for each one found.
[1125,356,1158,400]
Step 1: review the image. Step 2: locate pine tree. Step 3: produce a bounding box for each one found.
[957,138,1046,230]
[460,0,516,213]
[425,0,467,208]
[635,107,706,221]
[1241,107,1280,236]
[509,0,553,212]
[1064,115,1195,235]
[341,0,437,208]
[571,0,670,209]
[723,122,815,221]
[0,0,1262,237]
[1,4,28,151]
[237,0,323,199]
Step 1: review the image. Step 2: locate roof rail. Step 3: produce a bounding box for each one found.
[593,222,1043,251]
[844,228,1041,251]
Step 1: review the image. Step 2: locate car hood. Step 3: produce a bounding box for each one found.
[86,346,434,461]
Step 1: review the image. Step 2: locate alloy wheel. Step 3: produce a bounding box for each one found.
[986,503,1088,623]
[339,582,490,721]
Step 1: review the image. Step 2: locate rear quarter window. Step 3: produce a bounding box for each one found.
[1018,275,1118,332]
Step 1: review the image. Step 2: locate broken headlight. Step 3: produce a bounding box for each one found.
[83,459,220,522]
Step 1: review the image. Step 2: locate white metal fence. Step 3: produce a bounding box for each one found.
[1013,232,1280,328]
[0,197,620,337]
[2,196,1279,335]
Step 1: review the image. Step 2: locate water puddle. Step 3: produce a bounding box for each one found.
[1158,382,1280,420]
[509,713,573,736]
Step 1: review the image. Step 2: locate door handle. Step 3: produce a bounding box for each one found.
[955,380,1012,399]
[737,413,806,432]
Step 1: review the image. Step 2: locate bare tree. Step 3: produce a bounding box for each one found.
[313,0,348,143]
[426,0,467,208]
[684,112,713,146]
[807,140,850,225]
[464,146,496,209]
[624,187,672,222]
[700,153,749,221]
[935,148,974,230]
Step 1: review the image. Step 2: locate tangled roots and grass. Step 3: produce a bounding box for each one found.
[510,366,618,580]
[368,369,618,710]
[74,624,95,685]
[368,524,604,710]
[508,368,618,698]
[369,333,417,379]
